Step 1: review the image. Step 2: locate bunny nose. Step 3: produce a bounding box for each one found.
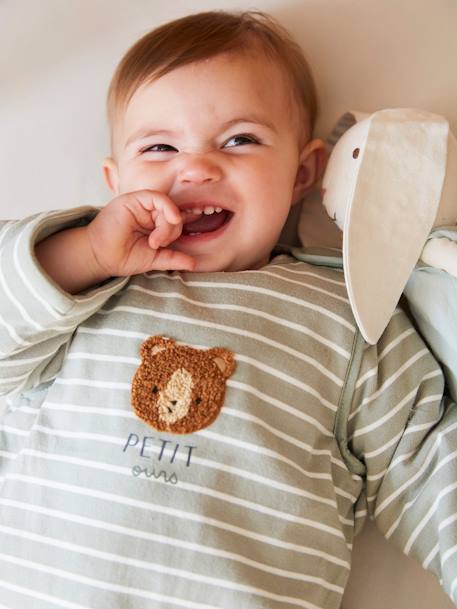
[171,400,177,406]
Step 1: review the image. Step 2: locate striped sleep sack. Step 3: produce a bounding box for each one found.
[1,207,457,609]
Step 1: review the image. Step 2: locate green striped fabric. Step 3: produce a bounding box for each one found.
[0,208,456,609]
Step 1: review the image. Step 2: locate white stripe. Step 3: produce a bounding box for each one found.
[42,400,348,473]
[349,362,439,423]
[97,305,345,386]
[355,329,415,388]
[261,266,346,286]
[378,328,416,360]
[451,576,457,602]
[1,524,344,598]
[44,401,135,418]
[0,371,30,386]
[0,579,91,609]
[364,430,404,462]
[217,270,349,303]
[377,420,457,519]
[7,473,347,554]
[29,428,339,508]
[14,231,62,322]
[0,225,45,331]
[79,326,148,339]
[423,543,439,569]
[18,444,344,528]
[365,400,444,471]
[0,553,224,609]
[202,425,354,498]
[73,275,129,305]
[128,284,351,358]
[0,350,57,367]
[141,273,355,330]
[442,541,457,566]
[55,355,339,412]
[52,356,335,434]
[0,220,16,249]
[226,386,333,437]
[234,353,341,409]
[358,349,429,409]
[55,378,130,390]
[0,451,15,459]
[1,411,353,502]
[351,387,419,439]
[67,352,140,365]
[0,498,351,574]
[375,423,457,518]
[0,425,29,437]
[0,311,32,348]
[403,482,457,554]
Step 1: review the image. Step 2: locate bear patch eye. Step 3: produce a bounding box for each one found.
[352,147,360,159]
[152,385,159,394]
[195,397,202,405]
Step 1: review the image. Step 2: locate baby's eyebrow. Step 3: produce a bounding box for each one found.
[220,115,277,133]
[125,115,276,148]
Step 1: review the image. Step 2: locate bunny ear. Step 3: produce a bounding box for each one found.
[343,108,449,344]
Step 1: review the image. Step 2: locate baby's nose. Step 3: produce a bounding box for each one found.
[177,154,222,184]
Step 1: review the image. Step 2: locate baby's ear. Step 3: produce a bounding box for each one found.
[102,156,120,195]
[292,139,328,203]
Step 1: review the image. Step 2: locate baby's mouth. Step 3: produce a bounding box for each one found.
[182,207,233,236]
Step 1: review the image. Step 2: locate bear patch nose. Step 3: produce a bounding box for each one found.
[171,400,177,406]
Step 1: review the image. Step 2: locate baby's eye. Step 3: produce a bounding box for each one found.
[142,144,178,153]
[224,134,259,148]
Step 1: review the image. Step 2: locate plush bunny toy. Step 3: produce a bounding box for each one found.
[321,108,457,345]
[320,108,457,402]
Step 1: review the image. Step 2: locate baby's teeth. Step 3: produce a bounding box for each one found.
[188,206,223,215]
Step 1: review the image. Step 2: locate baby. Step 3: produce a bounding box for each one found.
[1,10,457,609]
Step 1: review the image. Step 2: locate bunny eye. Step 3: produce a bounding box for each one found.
[352,148,360,159]
[195,397,202,405]
[152,385,159,394]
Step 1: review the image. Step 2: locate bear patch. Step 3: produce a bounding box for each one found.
[131,336,236,434]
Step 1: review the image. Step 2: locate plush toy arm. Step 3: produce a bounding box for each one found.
[421,237,457,277]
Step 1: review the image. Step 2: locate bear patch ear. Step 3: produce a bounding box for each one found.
[140,336,175,361]
[209,348,236,379]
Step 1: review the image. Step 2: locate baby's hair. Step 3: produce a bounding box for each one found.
[106,10,318,149]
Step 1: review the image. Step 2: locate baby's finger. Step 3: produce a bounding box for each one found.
[151,248,196,272]
[135,190,182,225]
[148,211,182,250]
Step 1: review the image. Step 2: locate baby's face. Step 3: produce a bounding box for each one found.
[104,52,320,271]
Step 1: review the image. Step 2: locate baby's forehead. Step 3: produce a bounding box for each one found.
[111,51,302,152]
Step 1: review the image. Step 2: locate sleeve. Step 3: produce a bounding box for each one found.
[0,207,129,397]
[340,307,457,605]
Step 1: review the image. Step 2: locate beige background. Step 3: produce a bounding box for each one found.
[1,1,457,607]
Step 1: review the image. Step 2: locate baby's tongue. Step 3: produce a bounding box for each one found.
[183,210,228,235]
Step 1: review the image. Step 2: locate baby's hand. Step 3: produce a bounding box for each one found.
[86,190,196,277]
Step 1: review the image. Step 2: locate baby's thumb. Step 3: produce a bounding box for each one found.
[150,248,196,272]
